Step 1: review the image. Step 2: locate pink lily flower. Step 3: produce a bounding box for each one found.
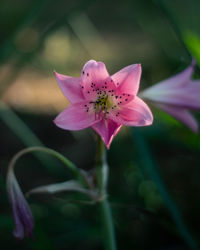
[140,61,200,132]
[54,60,153,149]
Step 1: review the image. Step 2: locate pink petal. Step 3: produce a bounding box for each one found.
[160,62,194,88]
[178,80,200,109]
[92,119,122,149]
[155,103,198,133]
[108,96,153,126]
[140,62,195,102]
[113,92,134,106]
[141,79,200,110]
[111,64,142,95]
[54,72,84,103]
[54,102,100,130]
[80,60,112,100]
[157,62,194,89]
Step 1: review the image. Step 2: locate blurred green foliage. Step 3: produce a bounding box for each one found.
[0,0,200,249]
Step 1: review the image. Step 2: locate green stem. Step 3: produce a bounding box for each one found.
[99,199,117,250]
[8,146,86,186]
[95,136,117,250]
[95,136,107,196]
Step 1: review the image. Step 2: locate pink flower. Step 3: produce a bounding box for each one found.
[54,60,153,149]
[140,61,200,132]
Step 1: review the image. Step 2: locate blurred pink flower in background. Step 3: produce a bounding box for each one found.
[54,60,153,148]
[140,61,200,132]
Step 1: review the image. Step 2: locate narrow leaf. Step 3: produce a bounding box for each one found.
[132,128,198,250]
[27,180,97,198]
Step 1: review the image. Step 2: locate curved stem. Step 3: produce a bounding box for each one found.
[8,146,87,186]
[95,136,117,250]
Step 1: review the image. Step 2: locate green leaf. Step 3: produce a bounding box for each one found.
[184,31,200,65]
[132,128,198,250]
[27,180,97,199]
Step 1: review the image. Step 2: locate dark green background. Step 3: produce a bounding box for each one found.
[0,0,200,249]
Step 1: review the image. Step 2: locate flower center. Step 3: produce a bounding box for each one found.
[90,92,118,120]
[82,79,133,119]
[96,95,108,110]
